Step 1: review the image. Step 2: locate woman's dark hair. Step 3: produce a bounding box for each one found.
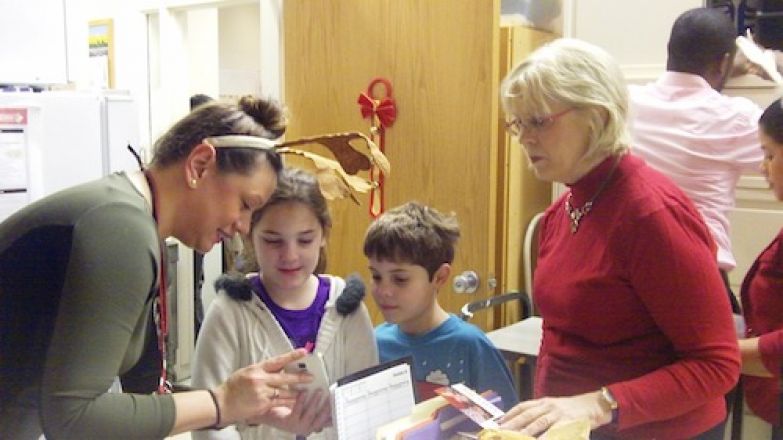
[150,95,284,175]
[760,98,783,144]
[189,93,213,110]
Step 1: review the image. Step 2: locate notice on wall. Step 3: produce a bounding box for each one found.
[0,128,27,191]
[0,108,29,221]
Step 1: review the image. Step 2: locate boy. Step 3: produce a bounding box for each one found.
[363,201,519,409]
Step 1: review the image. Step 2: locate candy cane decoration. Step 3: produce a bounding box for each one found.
[357,78,396,218]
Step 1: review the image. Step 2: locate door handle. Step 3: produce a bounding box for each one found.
[453,270,479,294]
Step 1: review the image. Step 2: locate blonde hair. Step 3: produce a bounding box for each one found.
[500,38,630,163]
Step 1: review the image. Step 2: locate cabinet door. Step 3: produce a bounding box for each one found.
[284,0,501,330]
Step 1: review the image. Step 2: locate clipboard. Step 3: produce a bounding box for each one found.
[330,356,416,439]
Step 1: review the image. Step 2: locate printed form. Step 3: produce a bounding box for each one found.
[331,359,416,439]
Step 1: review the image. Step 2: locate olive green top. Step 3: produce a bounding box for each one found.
[0,173,175,439]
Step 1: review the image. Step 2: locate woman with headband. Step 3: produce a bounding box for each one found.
[0,96,317,439]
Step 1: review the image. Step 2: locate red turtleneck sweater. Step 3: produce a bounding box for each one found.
[534,154,740,439]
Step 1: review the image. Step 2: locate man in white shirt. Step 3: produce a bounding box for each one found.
[629,7,764,312]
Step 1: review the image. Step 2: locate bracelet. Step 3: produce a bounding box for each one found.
[600,386,619,424]
[206,389,222,429]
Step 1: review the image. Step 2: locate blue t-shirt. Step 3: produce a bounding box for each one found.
[375,314,519,409]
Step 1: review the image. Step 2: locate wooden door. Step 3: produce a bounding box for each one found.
[495,25,555,326]
[283,0,501,330]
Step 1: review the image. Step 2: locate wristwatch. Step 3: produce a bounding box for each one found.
[600,386,619,424]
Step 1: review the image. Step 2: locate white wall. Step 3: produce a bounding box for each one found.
[562,0,702,82]
[5,0,280,148]
[0,0,68,84]
[218,3,261,98]
[187,9,221,99]
[65,0,151,151]
[259,0,283,101]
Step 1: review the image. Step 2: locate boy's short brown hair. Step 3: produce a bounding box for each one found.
[363,201,460,279]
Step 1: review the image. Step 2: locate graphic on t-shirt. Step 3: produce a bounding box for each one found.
[419,368,451,400]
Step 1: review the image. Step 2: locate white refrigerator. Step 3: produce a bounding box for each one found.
[0,91,198,382]
[0,90,140,221]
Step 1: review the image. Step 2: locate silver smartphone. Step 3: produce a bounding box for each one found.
[283,352,331,393]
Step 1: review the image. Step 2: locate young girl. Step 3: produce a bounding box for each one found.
[192,168,378,440]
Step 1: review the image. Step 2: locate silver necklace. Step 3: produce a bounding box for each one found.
[564,157,621,233]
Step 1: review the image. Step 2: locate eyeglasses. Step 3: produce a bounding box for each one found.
[504,108,574,137]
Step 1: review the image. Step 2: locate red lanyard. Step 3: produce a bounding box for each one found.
[144,170,171,394]
[154,242,170,394]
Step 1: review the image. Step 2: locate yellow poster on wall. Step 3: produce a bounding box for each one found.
[88,19,114,89]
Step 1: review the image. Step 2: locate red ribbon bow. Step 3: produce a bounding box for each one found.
[357,93,397,129]
[357,78,397,129]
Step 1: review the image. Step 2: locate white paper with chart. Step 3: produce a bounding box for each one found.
[330,357,416,439]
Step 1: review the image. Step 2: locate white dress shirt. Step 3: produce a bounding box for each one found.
[629,71,763,271]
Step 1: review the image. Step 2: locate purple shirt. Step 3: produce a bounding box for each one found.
[251,275,330,349]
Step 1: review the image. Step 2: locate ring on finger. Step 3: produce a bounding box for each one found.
[272,388,280,400]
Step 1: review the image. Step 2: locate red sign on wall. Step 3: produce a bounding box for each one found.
[0,108,28,125]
